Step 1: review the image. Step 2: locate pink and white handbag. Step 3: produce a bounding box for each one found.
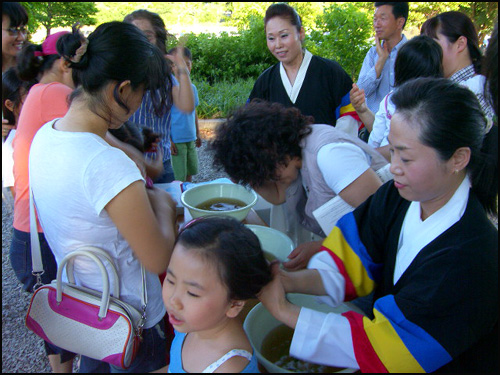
[25,183,147,369]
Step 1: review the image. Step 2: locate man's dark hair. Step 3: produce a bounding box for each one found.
[375,2,409,29]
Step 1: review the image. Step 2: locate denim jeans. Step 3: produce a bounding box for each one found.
[9,228,58,292]
[153,159,175,184]
[79,320,167,373]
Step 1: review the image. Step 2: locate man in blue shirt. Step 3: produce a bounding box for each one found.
[356,2,409,114]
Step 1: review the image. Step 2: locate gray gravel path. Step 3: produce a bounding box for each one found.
[1,136,226,373]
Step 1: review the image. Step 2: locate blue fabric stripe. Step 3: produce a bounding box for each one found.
[334,92,352,120]
[375,295,452,372]
[337,212,383,283]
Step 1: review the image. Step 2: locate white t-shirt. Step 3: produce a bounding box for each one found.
[368,92,394,148]
[316,142,371,194]
[2,129,16,188]
[29,120,165,328]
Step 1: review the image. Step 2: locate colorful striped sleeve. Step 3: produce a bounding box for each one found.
[321,212,382,301]
[342,295,452,373]
[335,92,362,123]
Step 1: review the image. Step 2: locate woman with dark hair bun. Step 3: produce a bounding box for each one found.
[421,11,495,123]
[259,77,498,372]
[29,22,178,372]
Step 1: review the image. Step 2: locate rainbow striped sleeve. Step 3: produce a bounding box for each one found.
[335,92,362,124]
[321,212,382,300]
[342,295,452,372]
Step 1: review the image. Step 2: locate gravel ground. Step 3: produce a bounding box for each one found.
[1,133,226,373]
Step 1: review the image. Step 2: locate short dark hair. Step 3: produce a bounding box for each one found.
[176,216,272,301]
[264,3,302,32]
[2,2,28,28]
[209,100,313,188]
[394,35,443,87]
[375,2,409,29]
[124,9,168,54]
[57,22,172,121]
[420,11,482,74]
[2,67,37,125]
[392,77,497,215]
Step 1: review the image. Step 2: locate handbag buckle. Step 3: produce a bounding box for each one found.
[32,270,45,291]
[136,305,147,340]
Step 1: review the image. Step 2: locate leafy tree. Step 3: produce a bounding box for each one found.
[22,2,98,37]
[308,3,373,80]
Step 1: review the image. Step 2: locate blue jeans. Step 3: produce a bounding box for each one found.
[79,320,167,373]
[153,159,175,183]
[9,229,58,292]
[10,228,76,362]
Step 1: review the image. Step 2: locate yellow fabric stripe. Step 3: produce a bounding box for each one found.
[363,309,426,373]
[339,103,356,116]
[323,227,375,297]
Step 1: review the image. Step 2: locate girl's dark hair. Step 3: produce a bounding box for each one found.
[264,3,302,32]
[209,99,313,188]
[2,2,28,28]
[109,121,160,153]
[2,67,37,125]
[176,217,272,301]
[392,77,498,216]
[420,11,482,74]
[394,35,443,87]
[17,40,62,82]
[124,9,168,54]
[57,22,172,121]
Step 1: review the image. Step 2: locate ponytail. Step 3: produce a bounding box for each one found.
[16,43,59,81]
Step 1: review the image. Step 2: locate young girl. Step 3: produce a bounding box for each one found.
[162,217,272,373]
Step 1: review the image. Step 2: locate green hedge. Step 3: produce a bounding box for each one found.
[193,78,255,119]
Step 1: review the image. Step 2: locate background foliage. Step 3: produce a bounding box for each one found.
[20,2,498,118]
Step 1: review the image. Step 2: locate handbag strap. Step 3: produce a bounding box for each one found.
[28,169,148,320]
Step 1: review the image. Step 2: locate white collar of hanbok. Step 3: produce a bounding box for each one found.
[394,174,471,284]
[280,49,313,104]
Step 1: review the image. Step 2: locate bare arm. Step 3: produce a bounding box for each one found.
[167,48,195,113]
[105,181,177,274]
[338,168,382,208]
[350,84,375,132]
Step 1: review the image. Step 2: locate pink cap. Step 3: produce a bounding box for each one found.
[34,31,70,57]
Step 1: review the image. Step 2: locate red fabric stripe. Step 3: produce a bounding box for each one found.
[342,311,388,373]
[320,248,357,301]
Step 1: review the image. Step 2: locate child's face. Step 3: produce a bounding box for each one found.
[163,243,237,334]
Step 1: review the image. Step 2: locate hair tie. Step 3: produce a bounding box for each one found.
[70,37,89,63]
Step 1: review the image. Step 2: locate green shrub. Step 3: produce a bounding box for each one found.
[193,78,255,119]
[169,16,275,84]
[308,3,373,80]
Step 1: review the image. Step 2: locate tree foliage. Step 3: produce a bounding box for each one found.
[21,2,98,37]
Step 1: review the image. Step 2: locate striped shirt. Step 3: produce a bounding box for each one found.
[356,35,408,114]
[128,75,177,161]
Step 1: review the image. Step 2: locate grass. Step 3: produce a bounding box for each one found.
[192,77,255,119]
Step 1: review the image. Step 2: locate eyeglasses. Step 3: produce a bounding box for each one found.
[3,26,28,36]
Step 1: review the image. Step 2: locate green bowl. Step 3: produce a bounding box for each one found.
[245,225,294,263]
[244,294,359,373]
[181,183,258,221]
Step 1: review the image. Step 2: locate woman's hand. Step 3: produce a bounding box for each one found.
[258,261,301,329]
[350,83,368,114]
[283,240,322,271]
